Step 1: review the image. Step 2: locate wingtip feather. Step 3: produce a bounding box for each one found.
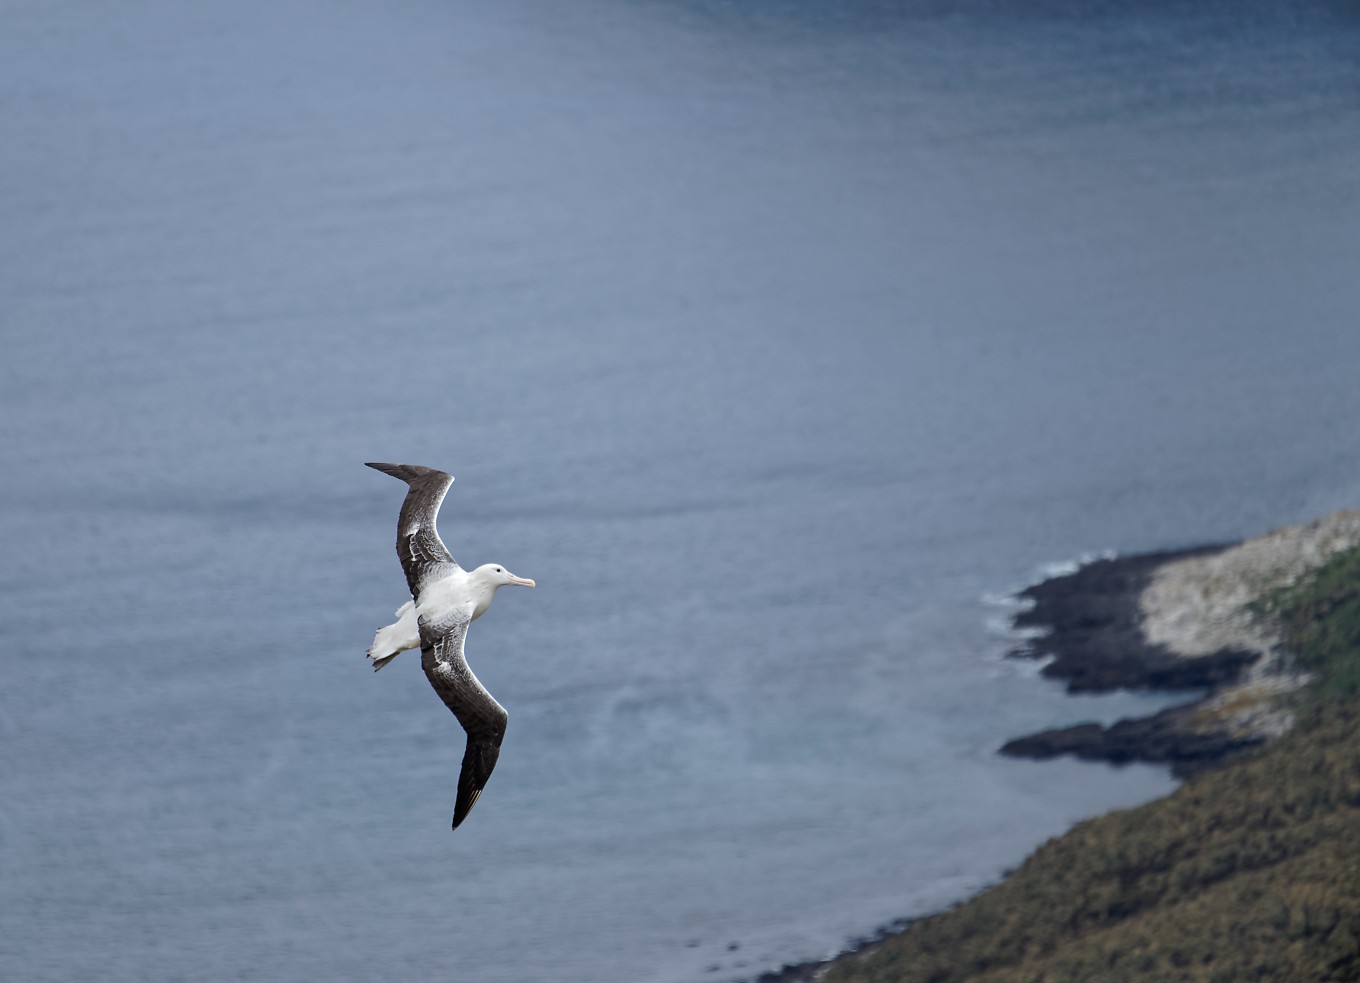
[365,462,454,485]
[451,789,483,830]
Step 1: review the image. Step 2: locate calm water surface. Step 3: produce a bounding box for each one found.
[3,1,1359,980]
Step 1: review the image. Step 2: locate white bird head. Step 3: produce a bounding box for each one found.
[473,563,536,590]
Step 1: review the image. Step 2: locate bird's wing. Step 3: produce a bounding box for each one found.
[419,615,509,830]
[365,463,460,594]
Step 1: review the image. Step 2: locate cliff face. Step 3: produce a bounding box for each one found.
[1000,509,1360,776]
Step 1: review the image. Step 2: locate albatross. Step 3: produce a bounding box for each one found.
[365,463,536,829]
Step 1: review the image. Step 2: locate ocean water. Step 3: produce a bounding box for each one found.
[3,1,1359,980]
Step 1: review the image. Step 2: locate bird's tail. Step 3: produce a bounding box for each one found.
[365,462,449,485]
[367,600,420,672]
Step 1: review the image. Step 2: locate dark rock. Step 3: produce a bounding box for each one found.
[1000,704,1267,779]
[1011,545,1239,694]
[1002,543,1267,777]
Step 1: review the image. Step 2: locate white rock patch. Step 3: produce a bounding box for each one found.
[1139,508,1360,738]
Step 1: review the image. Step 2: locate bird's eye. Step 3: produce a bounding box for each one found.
[495,567,502,573]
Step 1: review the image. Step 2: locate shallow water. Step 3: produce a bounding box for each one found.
[3,1,1359,980]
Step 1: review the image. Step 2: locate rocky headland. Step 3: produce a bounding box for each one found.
[1000,508,1360,777]
[755,508,1360,983]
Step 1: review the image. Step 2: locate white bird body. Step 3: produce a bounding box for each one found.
[368,567,506,670]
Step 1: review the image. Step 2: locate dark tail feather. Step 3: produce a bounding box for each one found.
[370,652,400,671]
[365,462,444,484]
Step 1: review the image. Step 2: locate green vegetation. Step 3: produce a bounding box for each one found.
[820,548,1360,983]
[1262,546,1360,708]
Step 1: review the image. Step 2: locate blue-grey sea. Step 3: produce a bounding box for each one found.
[3,1,1359,980]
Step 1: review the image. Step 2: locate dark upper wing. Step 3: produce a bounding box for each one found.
[365,462,460,594]
[419,617,509,831]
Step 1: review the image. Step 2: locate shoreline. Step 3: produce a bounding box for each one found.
[752,547,1241,983]
[753,546,1238,983]
[751,508,1360,983]
[999,544,1267,778]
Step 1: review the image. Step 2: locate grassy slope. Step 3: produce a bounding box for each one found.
[822,549,1360,983]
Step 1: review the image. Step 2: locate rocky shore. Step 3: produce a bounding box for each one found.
[998,545,1267,779]
[1001,509,1360,777]
[753,508,1360,983]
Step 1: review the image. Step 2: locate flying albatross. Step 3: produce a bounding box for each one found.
[365,463,536,830]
